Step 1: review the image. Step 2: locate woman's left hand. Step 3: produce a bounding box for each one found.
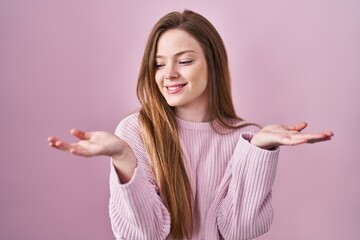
[250,122,334,150]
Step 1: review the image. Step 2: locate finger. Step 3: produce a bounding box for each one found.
[291,133,333,144]
[48,136,58,144]
[68,145,86,156]
[71,129,90,140]
[48,136,55,141]
[291,132,324,139]
[52,140,74,152]
[48,136,63,148]
[309,131,334,140]
[323,131,334,137]
[304,131,334,137]
[285,122,307,132]
[307,135,332,144]
[69,144,100,157]
[69,147,92,157]
[281,136,332,146]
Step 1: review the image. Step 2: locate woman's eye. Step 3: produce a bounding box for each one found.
[179,60,193,65]
[155,63,164,69]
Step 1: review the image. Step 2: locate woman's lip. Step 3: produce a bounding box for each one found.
[165,83,187,88]
[165,83,187,94]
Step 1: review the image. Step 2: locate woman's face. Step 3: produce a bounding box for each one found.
[155,29,208,117]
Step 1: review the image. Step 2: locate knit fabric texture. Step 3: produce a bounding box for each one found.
[109,113,279,240]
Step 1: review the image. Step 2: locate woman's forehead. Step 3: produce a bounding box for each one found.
[156,29,203,56]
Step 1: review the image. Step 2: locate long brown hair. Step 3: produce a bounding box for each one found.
[136,10,246,239]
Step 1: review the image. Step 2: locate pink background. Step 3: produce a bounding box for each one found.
[1,0,359,239]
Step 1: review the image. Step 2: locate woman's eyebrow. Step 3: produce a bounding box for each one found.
[155,50,197,59]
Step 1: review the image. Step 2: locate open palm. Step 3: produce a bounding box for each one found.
[250,122,334,150]
[48,129,126,157]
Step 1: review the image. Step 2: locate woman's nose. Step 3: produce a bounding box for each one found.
[165,65,180,80]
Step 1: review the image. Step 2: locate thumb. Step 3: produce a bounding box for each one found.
[286,122,307,132]
[71,129,91,140]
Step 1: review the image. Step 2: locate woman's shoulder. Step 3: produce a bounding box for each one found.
[115,111,140,136]
[236,122,262,134]
[216,118,262,135]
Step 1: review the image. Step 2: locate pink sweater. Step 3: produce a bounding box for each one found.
[109,113,279,240]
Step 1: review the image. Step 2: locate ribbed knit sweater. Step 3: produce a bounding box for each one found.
[109,113,279,240]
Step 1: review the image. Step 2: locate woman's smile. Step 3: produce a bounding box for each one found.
[165,83,188,94]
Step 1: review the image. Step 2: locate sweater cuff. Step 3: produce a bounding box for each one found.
[241,132,280,152]
[109,160,171,238]
[233,132,280,172]
[110,162,149,206]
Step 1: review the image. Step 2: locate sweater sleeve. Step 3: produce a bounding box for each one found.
[216,132,279,240]
[108,114,171,240]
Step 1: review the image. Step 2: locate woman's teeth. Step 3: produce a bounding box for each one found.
[167,84,186,90]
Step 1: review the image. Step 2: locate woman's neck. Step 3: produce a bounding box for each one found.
[174,106,210,122]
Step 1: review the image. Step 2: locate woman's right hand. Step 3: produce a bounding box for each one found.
[48,129,127,157]
[48,129,137,183]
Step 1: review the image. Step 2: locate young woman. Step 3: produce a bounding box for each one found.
[48,10,333,240]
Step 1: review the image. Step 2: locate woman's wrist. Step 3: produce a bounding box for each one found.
[250,134,278,150]
[112,145,137,183]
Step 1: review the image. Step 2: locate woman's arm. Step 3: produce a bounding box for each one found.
[47,115,171,239]
[109,115,171,239]
[216,122,333,239]
[216,132,279,240]
[109,161,170,240]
